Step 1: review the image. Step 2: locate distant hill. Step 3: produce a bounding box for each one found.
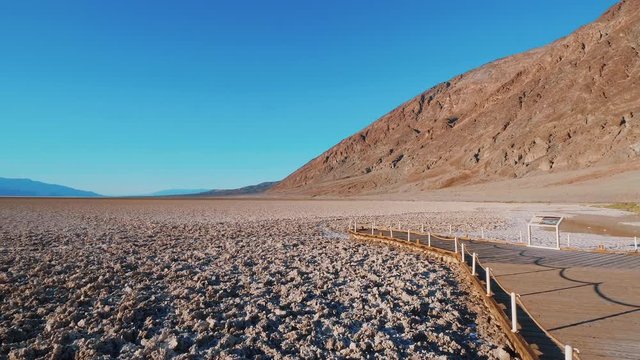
[193,181,278,197]
[147,189,210,196]
[0,177,101,197]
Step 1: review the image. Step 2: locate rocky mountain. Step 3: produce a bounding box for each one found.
[270,1,640,198]
[0,177,101,197]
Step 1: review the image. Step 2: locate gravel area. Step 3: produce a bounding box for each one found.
[0,199,516,359]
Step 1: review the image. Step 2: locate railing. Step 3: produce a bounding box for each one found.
[351,219,639,254]
[348,220,583,360]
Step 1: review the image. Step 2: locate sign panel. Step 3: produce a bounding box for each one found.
[527,215,563,250]
[529,216,563,227]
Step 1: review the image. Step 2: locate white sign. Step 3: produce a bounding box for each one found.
[529,216,563,227]
[527,215,563,249]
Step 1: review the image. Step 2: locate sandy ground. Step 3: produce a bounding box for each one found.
[0,199,522,360]
[324,165,640,204]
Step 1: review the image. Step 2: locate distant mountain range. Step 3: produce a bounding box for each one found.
[193,181,278,197]
[146,189,210,196]
[0,177,278,198]
[0,177,102,197]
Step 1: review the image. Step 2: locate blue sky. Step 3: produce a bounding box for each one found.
[0,1,618,195]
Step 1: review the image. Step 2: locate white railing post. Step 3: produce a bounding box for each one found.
[390,227,393,238]
[408,228,411,242]
[421,224,424,233]
[486,267,491,296]
[634,236,637,251]
[348,219,352,231]
[449,224,452,235]
[567,233,570,247]
[511,292,517,332]
[454,237,458,253]
[481,227,484,239]
[565,345,573,360]
[472,253,477,275]
[519,230,523,243]
[461,243,465,262]
[428,232,431,247]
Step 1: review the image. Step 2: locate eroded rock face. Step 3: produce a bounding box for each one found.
[0,200,514,359]
[271,1,640,196]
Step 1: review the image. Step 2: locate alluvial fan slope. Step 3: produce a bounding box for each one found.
[270,1,640,197]
[0,199,514,359]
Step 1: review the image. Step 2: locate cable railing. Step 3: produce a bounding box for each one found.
[348,220,583,360]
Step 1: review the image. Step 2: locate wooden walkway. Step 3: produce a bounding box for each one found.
[355,228,640,360]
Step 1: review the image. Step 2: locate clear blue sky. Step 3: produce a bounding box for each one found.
[0,1,618,195]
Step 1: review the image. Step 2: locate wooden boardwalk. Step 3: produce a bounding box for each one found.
[355,228,640,360]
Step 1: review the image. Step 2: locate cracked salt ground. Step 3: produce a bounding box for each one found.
[0,200,517,359]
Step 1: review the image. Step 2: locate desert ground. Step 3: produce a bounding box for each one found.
[1,198,638,359]
[269,164,640,204]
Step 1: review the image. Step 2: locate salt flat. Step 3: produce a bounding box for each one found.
[0,198,517,359]
[0,198,636,359]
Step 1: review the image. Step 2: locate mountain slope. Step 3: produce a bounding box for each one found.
[0,178,101,197]
[270,1,640,198]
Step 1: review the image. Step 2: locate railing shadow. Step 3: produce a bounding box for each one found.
[476,241,640,332]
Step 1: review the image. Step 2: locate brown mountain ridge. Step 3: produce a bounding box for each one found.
[270,1,640,199]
